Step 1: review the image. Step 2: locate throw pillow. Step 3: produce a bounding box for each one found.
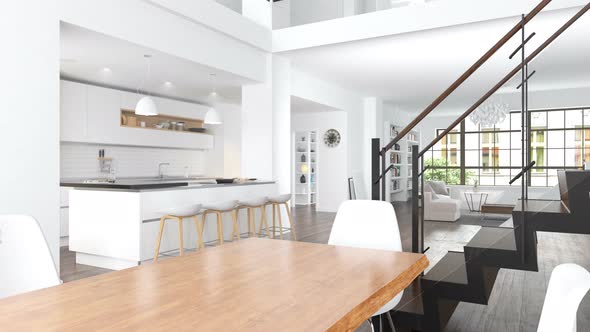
[428,181,449,196]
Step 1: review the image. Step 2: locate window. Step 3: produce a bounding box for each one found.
[427,107,589,186]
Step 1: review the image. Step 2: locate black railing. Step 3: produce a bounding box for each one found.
[372,1,590,256]
[510,161,536,185]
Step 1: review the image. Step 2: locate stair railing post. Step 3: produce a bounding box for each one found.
[412,145,421,253]
[520,14,531,263]
[371,138,381,200]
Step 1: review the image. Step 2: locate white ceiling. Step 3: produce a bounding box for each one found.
[291,95,340,113]
[281,7,590,113]
[60,22,254,105]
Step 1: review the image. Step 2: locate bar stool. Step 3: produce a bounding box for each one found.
[236,197,269,238]
[153,204,202,262]
[201,200,239,245]
[267,194,297,240]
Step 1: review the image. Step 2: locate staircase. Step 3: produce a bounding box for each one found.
[369,1,590,331]
[385,170,590,332]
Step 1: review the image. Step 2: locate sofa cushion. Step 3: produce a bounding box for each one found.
[428,181,449,196]
[424,183,439,200]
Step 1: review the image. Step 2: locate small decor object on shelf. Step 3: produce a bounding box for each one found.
[300,174,306,184]
[323,129,341,148]
[301,154,306,162]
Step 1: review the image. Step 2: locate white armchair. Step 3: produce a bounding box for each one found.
[424,189,461,222]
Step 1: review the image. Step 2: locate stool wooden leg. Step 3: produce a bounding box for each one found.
[201,211,208,247]
[216,212,224,245]
[284,202,296,241]
[272,204,276,239]
[261,206,270,238]
[246,209,252,237]
[249,208,257,237]
[193,216,204,249]
[178,216,184,256]
[153,216,167,262]
[232,209,239,241]
[277,203,284,240]
[246,208,256,237]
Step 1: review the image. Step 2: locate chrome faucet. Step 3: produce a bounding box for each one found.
[158,162,170,179]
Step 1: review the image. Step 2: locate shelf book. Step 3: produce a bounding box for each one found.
[293,131,318,206]
[383,122,420,202]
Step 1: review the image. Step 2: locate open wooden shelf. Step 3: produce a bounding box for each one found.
[120,109,206,134]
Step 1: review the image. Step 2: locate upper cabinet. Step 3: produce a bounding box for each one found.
[60,80,214,150]
[60,80,87,142]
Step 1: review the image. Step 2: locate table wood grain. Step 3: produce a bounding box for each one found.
[0,238,428,331]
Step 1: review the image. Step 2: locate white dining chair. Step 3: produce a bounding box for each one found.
[328,200,403,331]
[537,263,590,332]
[0,215,61,299]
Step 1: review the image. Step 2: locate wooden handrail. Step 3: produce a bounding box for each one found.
[381,0,552,154]
[419,2,590,157]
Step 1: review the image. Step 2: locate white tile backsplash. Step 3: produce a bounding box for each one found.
[61,142,205,178]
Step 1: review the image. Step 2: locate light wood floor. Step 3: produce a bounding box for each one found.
[60,203,590,332]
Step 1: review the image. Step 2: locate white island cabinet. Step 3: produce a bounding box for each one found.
[69,182,279,270]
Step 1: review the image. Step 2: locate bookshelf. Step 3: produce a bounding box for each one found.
[384,122,420,202]
[293,131,318,206]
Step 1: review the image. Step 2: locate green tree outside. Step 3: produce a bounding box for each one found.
[423,158,474,185]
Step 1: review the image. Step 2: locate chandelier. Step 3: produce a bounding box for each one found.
[470,101,509,127]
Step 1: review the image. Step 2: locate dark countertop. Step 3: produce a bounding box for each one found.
[60,177,275,191]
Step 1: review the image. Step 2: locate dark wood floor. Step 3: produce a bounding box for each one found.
[60,203,590,332]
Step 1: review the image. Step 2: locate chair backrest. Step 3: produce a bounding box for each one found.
[328,200,402,252]
[537,263,590,332]
[0,215,61,299]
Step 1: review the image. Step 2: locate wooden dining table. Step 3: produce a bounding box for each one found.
[0,238,428,331]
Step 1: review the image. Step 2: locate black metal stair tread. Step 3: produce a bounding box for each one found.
[422,251,468,286]
[465,226,517,252]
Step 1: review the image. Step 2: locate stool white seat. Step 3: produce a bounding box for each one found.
[266,194,296,240]
[202,200,238,212]
[268,194,291,204]
[201,200,239,245]
[154,204,202,262]
[237,197,269,238]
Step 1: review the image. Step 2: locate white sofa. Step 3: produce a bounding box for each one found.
[424,185,461,222]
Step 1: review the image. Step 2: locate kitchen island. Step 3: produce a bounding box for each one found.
[62,178,279,270]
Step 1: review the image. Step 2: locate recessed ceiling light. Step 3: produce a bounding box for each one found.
[102,67,112,72]
[164,81,173,86]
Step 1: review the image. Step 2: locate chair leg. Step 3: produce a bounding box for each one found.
[217,212,224,245]
[153,216,167,262]
[232,209,239,241]
[385,312,397,332]
[194,216,204,249]
[277,203,284,240]
[178,216,184,256]
[284,202,296,241]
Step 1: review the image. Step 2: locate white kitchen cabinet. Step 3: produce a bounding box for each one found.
[60,80,87,142]
[60,187,71,237]
[87,84,123,144]
[60,80,213,150]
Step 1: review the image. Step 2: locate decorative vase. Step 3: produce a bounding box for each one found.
[301,154,306,162]
[300,174,306,183]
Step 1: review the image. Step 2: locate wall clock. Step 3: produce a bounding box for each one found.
[323,129,341,148]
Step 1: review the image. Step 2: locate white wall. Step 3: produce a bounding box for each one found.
[0,1,60,269]
[60,0,268,83]
[220,103,242,177]
[273,0,587,52]
[61,143,206,178]
[272,56,292,194]
[292,112,349,212]
[290,68,366,197]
